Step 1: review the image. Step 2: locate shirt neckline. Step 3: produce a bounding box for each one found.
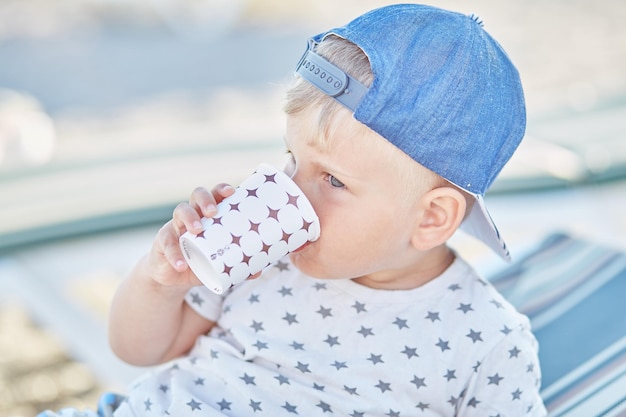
[320,255,474,304]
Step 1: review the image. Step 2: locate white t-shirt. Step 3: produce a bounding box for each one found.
[115,256,546,416]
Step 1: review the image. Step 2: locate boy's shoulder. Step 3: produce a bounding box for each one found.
[443,255,533,335]
[260,256,530,330]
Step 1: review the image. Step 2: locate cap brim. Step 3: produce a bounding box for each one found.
[460,194,511,261]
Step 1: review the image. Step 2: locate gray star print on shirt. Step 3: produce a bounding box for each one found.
[186,399,201,411]
[168,256,545,416]
[402,346,419,359]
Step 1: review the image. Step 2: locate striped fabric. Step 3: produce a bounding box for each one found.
[488,233,626,416]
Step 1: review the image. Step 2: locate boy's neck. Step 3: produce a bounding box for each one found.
[351,246,456,290]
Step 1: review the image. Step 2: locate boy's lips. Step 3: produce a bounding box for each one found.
[293,241,312,253]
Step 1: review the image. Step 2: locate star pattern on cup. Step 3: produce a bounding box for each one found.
[188,170,319,291]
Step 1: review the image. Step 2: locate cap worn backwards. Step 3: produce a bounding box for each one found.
[294,4,526,260]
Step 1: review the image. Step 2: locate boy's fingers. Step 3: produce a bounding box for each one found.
[212,183,236,201]
[188,184,235,219]
[172,202,204,235]
[163,240,187,272]
[156,223,187,272]
[163,183,236,270]
[190,187,218,218]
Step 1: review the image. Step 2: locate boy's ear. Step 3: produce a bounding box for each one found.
[411,186,467,251]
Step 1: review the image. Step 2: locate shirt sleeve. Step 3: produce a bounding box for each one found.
[184,286,224,322]
[457,324,547,417]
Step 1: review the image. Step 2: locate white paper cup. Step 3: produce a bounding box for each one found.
[179,163,320,294]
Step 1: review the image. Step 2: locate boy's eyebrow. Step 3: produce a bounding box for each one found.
[284,130,367,182]
[304,147,365,182]
[316,160,362,182]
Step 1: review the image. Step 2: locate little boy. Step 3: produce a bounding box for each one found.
[41,4,546,417]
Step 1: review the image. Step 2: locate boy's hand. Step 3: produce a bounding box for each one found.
[149,183,236,288]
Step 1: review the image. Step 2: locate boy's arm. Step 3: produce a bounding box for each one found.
[108,184,235,366]
[108,252,215,366]
[456,326,547,416]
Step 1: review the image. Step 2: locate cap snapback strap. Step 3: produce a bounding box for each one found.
[295,39,368,112]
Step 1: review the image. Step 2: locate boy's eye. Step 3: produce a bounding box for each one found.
[328,175,345,188]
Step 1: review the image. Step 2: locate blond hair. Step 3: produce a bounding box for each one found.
[284,35,448,203]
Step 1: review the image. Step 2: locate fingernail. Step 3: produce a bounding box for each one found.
[193,221,203,230]
[175,260,186,270]
[204,204,217,216]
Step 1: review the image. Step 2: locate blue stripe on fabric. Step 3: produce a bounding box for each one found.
[543,338,626,408]
[531,253,626,331]
[520,250,616,318]
[534,264,626,387]
[489,233,571,287]
[550,366,626,416]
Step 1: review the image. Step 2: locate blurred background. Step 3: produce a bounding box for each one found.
[0,0,625,416]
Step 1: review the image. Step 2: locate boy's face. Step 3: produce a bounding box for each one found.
[284,107,426,288]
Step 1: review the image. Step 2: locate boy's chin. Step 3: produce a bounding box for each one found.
[288,252,347,281]
[288,251,307,268]
[288,251,323,278]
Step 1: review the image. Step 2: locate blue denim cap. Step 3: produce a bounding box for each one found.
[295,4,525,260]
